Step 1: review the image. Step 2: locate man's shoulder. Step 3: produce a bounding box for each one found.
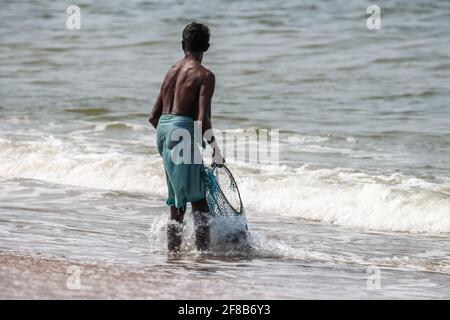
[164,61,182,78]
[200,66,215,82]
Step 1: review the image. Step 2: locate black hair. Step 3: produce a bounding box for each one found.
[182,22,210,52]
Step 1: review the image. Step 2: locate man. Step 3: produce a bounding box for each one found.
[149,22,224,253]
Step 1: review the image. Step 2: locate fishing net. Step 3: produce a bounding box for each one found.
[204,164,250,250]
[204,165,245,217]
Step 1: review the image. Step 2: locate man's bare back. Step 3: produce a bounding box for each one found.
[160,58,214,120]
[149,55,215,137]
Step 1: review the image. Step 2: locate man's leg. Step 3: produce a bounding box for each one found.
[167,206,185,253]
[192,199,210,251]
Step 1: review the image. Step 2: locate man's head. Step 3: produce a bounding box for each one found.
[182,22,210,53]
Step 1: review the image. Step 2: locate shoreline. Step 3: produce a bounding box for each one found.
[0,251,158,299]
[0,251,261,300]
[2,249,449,299]
[0,251,211,300]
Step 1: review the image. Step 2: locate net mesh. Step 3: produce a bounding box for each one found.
[204,165,245,217]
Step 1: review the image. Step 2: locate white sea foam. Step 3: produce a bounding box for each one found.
[0,135,449,235]
[148,212,250,255]
[238,166,450,234]
[92,121,149,132]
[0,136,167,196]
[147,214,450,274]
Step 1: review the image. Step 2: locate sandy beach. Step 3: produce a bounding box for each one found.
[0,251,265,300]
[0,251,165,299]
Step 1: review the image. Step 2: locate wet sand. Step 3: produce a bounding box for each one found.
[0,251,254,300]
[1,251,161,299]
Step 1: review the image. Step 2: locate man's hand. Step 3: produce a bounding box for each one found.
[149,115,159,129]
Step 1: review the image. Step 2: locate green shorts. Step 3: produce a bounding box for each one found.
[156,114,205,208]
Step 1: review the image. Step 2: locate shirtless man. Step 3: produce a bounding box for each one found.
[149,22,224,253]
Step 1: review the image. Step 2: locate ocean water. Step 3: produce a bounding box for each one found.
[0,0,449,298]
